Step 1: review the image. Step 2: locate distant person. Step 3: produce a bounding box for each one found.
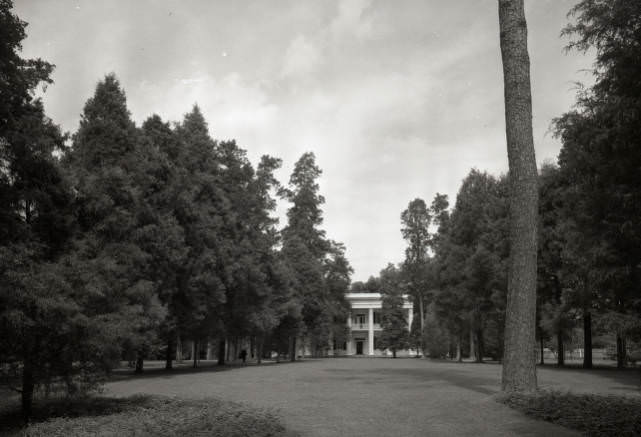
[239,349,247,364]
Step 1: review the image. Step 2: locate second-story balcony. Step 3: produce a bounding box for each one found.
[350,323,381,331]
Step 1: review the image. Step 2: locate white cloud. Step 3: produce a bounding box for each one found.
[329,0,374,40]
[127,72,279,145]
[16,0,595,281]
[281,35,323,78]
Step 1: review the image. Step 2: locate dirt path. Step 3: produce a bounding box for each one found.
[106,358,638,436]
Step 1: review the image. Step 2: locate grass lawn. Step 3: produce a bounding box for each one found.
[499,390,641,437]
[0,394,298,437]
[3,359,639,436]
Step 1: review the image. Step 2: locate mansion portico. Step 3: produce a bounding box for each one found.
[343,293,415,356]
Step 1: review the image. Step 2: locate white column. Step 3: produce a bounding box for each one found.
[346,312,352,355]
[368,307,374,355]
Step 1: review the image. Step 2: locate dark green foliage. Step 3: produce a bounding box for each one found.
[64,75,167,375]
[0,0,97,420]
[71,75,137,169]
[555,0,641,365]
[401,198,431,265]
[324,242,352,347]
[279,152,351,357]
[167,106,227,350]
[364,276,382,292]
[378,264,409,357]
[281,152,328,258]
[536,163,585,366]
[0,0,54,137]
[351,275,383,293]
[423,306,450,359]
[216,139,287,350]
[499,391,641,436]
[432,170,508,361]
[400,199,432,351]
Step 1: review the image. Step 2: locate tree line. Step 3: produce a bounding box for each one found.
[353,0,641,371]
[0,1,351,420]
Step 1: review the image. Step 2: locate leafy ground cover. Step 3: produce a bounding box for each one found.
[0,394,297,437]
[498,390,641,436]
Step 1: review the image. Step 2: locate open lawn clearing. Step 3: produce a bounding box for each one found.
[105,358,641,436]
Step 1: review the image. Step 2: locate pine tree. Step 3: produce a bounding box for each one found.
[0,1,91,420]
[432,170,508,362]
[170,105,227,366]
[136,114,187,370]
[400,198,432,357]
[378,264,409,358]
[65,75,164,376]
[280,152,351,358]
[556,0,641,368]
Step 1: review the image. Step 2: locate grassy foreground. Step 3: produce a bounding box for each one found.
[498,390,641,436]
[1,395,298,437]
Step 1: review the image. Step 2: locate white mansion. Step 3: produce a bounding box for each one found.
[337,292,416,357]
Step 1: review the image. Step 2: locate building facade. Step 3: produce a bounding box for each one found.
[342,292,415,357]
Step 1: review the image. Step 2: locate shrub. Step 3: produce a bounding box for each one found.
[424,319,450,359]
[498,390,641,436]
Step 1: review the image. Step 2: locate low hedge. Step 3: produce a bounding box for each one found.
[498,390,641,436]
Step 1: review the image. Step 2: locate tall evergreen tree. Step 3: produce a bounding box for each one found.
[136,114,187,370]
[280,152,350,358]
[216,140,287,360]
[0,1,98,420]
[170,105,227,365]
[556,0,641,368]
[400,198,432,357]
[378,264,409,358]
[433,170,508,362]
[64,74,165,375]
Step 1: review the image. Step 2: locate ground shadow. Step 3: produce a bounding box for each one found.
[324,361,500,395]
[109,358,317,382]
[538,363,641,391]
[0,394,154,434]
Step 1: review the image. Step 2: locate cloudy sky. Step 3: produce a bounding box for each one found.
[16,0,593,281]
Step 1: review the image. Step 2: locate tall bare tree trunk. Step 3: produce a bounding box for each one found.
[616,333,626,369]
[22,358,34,423]
[539,337,544,365]
[218,338,226,365]
[557,330,564,366]
[498,0,539,392]
[135,355,144,373]
[176,334,183,362]
[256,336,263,365]
[469,327,476,361]
[165,337,174,370]
[419,294,426,359]
[208,339,215,360]
[583,311,592,369]
[475,329,484,363]
[192,340,198,368]
[289,336,296,362]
